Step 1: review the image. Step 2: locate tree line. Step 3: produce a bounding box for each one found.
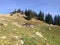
[10,9,60,26]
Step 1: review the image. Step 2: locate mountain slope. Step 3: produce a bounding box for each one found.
[0,14,60,45]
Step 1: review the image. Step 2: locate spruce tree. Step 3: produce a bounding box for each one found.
[38,11,44,21]
[17,9,21,13]
[58,15,60,25]
[25,10,36,20]
[54,15,58,25]
[45,13,53,24]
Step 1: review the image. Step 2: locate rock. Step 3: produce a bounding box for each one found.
[3,23,8,27]
[20,40,24,44]
[0,36,6,39]
[36,32,43,37]
[1,18,5,21]
[48,27,51,30]
[35,32,47,40]
[50,24,54,26]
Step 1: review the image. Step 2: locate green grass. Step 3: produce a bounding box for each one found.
[0,15,60,45]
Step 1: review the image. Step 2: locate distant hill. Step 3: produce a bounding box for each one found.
[0,13,60,45]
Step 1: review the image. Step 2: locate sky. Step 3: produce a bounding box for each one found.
[0,0,60,16]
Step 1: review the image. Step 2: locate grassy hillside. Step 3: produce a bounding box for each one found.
[0,14,60,45]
